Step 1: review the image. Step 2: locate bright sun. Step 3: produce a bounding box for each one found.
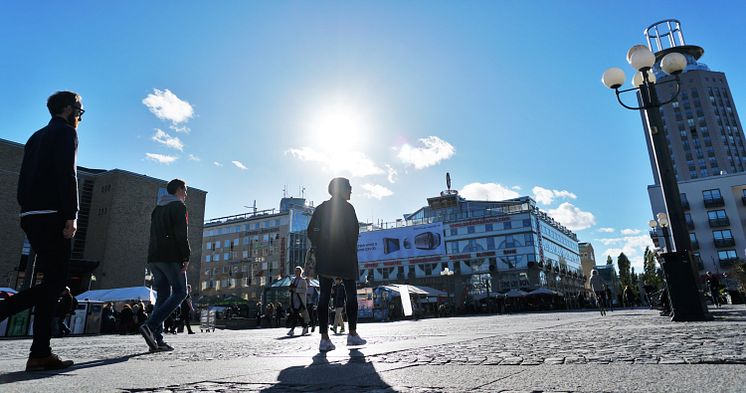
[307,101,368,152]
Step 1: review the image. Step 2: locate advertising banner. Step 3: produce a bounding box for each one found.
[357,222,445,263]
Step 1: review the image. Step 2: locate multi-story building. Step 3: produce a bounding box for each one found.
[649,172,746,273]
[579,242,597,289]
[594,264,621,305]
[199,198,313,301]
[358,189,584,306]
[0,137,207,293]
[639,20,746,275]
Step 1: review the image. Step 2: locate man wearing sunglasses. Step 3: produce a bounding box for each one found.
[0,91,83,371]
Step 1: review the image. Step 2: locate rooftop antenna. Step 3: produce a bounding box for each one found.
[283,185,287,198]
[441,172,458,196]
[301,186,306,199]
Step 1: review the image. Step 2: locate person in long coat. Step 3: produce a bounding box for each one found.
[308,177,366,351]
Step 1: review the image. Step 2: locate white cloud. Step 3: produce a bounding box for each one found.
[511,186,522,191]
[142,89,194,126]
[286,146,384,178]
[151,129,184,151]
[532,186,577,205]
[361,183,394,200]
[461,182,521,201]
[597,235,655,271]
[385,164,398,184]
[547,202,596,231]
[214,161,223,167]
[169,124,191,134]
[232,160,248,170]
[599,227,616,233]
[145,153,178,165]
[395,136,455,169]
[188,154,200,161]
[621,228,642,235]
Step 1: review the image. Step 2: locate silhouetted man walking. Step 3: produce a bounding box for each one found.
[139,179,191,352]
[0,91,83,371]
[308,177,366,351]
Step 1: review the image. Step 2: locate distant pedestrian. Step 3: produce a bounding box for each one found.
[102,302,117,334]
[119,304,134,334]
[287,266,309,337]
[707,272,721,308]
[139,179,191,352]
[274,302,284,327]
[0,91,84,371]
[264,303,274,327]
[589,270,607,316]
[53,287,75,337]
[308,177,366,351]
[180,285,195,334]
[331,278,346,334]
[605,287,614,311]
[255,302,263,328]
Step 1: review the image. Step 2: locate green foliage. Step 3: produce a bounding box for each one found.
[606,255,613,265]
[642,247,663,288]
[617,252,632,289]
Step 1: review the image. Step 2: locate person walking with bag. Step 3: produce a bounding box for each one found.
[287,266,309,337]
[308,177,366,351]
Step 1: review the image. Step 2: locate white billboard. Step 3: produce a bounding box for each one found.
[357,222,445,263]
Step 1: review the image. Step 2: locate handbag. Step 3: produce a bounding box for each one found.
[304,248,317,278]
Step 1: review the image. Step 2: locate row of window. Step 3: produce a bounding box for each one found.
[203,219,286,237]
[446,233,536,254]
[205,233,280,250]
[448,218,532,236]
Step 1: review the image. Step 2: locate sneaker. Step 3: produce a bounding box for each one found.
[331,326,337,334]
[287,328,295,337]
[347,334,367,346]
[319,338,336,352]
[139,324,158,350]
[150,342,174,352]
[25,353,74,372]
[302,327,309,336]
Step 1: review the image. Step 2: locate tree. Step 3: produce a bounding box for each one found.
[642,247,662,288]
[606,255,613,265]
[617,252,632,289]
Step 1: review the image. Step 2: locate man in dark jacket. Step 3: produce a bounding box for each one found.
[0,91,83,371]
[308,177,366,351]
[53,286,75,337]
[139,179,191,352]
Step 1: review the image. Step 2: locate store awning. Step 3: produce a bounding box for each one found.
[504,289,528,298]
[76,286,156,303]
[527,287,560,296]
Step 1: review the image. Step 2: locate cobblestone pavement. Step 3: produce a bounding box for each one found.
[2,306,745,392]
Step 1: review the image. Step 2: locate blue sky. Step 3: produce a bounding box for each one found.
[2,1,746,271]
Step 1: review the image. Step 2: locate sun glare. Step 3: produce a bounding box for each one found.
[307,101,368,152]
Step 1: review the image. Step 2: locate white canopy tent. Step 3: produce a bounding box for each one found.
[76,286,156,303]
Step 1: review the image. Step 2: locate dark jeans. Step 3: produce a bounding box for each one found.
[318,277,357,334]
[0,214,71,357]
[146,262,188,343]
[288,307,307,329]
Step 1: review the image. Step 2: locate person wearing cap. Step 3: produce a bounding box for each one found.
[308,177,366,351]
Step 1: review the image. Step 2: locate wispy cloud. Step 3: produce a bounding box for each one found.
[214,161,223,167]
[395,136,455,169]
[599,227,616,233]
[385,164,398,184]
[461,182,521,201]
[511,186,522,191]
[547,202,596,231]
[286,147,384,178]
[532,186,577,205]
[188,154,200,161]
[232,160,248,170]
[621,228,641,235]
[151,129,184,151]
[142,89,194,128]
[361,183,394,200]
[597,235,654,271]
[145,153,178,165]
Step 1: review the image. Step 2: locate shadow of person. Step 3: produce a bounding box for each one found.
[260,349,393,392]
[0,351,151,384]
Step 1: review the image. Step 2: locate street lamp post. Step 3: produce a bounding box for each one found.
[649,213,673,252]
[603,43,710,321]
[440,267,455,308]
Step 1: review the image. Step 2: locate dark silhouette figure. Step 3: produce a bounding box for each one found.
[0,91,84,372]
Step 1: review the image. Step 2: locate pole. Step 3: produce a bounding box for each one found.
[639,71,710,321]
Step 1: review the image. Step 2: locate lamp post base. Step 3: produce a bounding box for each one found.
[659,251,712,322]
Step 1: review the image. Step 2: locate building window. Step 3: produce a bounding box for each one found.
[467,226,475,234]
[717,250,737,262]
[223,252,230,261]
[485,224,493,232]
[214,254,220,262]
[205,255,211,263]
[450,228,458,236]
[503,221,512,230]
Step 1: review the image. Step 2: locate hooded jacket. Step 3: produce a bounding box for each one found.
[148,193,190,264]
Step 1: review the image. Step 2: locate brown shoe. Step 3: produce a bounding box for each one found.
[25,353,74,372]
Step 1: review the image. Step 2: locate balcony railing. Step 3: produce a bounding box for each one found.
[714,238,736,248]
[709,218,730,228]
[704,197,725,208]
[719,258,739,268]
